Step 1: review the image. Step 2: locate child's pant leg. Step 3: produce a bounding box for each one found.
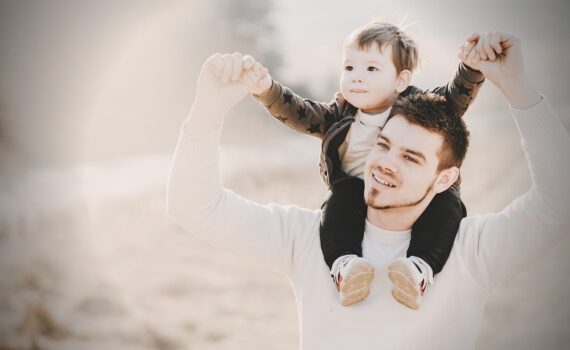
[320,177,367,269]
[407,185,466,274]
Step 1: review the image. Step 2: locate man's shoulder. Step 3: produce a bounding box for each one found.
[454,214,489,244]
[451,212,500,263]
[265,203,322,273]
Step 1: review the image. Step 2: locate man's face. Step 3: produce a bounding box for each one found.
[363,114,443,210]
[340,42,403,113]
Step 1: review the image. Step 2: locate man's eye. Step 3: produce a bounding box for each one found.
[367,66,378,71]
[377,142,389,150]
[344,66,353,71]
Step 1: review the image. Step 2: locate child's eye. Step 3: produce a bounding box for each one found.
[404,155,417,163]
[367,66,379,71]
[344,65,353,71]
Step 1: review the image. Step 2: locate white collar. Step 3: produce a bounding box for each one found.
[356,109,390,128]
[364,219,411,243]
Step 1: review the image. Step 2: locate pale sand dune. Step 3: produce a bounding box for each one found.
[1,133,569,349]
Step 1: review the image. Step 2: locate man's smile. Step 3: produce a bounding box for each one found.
[371,169,397,188]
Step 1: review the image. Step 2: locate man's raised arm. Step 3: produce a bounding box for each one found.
[457,33,570,290]
[166,53,313,275]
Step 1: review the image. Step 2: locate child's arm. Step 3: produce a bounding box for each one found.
[245,62,350,139]
[403,48,485,119]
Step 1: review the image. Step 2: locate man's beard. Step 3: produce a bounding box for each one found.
[366,178,436,210]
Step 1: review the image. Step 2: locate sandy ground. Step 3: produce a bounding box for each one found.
[1,132,570,350]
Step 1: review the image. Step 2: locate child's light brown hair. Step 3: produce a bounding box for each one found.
[344,21,419,75]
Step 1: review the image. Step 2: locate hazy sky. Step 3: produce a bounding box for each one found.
[271,0,570,99]
[0,0,568,166]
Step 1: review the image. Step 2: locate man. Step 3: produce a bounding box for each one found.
[166,32,570,349]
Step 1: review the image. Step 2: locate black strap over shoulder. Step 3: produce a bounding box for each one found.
[319,116,355,186]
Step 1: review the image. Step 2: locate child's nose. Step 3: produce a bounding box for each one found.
[352,75,363,83]
[351,70,365,83]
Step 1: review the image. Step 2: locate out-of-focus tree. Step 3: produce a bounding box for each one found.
[208,0,282,72]
[0,0,284,168]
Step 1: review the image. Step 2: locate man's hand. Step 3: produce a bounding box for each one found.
[458,32,503,70]
[460,32,523,87]
[194,52,254,114]
[459,32,540,109]
[187,52,262,133]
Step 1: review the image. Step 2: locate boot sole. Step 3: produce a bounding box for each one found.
[387,259,420,310]
[339,260,375,307]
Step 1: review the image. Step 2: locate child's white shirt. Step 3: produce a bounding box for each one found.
[340,109,390,179]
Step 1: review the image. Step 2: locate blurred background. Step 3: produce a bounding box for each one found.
[0,0,569,349]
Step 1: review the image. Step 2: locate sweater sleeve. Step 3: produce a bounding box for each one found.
[165,121,317,276]
[404,63,485,119]
[434,63,485,119]
[252,79,347,138]
[456,97,570,290]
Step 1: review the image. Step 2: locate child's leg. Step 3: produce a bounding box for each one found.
[320,176,373,306]
[388,185,465,310]
[320,176,367,269]
[408,185,466,273]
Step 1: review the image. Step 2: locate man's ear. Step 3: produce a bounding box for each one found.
[395,69,412,93]
[434,167,460,193]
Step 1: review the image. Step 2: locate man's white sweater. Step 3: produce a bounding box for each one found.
[166,98,570,350]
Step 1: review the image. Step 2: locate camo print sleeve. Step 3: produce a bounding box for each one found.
[252,80,350,139]
[404,63,485,119]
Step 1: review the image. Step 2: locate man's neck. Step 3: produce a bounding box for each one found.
[366,198,432,232]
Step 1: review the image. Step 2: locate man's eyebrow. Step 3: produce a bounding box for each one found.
[378,134,390,143]
[379,133,426,162]
[404,148,426,162]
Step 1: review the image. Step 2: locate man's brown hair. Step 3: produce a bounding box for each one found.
[388,93,470,171]
[344,21,419,74]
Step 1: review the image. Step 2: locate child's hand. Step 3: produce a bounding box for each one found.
[458,32,503,70]
[458,40,477,69]
[241,57,272,95]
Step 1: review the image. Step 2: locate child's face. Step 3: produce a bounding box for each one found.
[340,42,407,113]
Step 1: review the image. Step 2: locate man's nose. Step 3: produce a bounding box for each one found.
[378,153,398,174]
